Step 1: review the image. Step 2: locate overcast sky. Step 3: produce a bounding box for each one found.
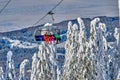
[0,0,119,32]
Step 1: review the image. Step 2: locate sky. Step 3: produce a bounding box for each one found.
[0,0,119,32]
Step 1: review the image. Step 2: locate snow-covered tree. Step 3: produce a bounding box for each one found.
[64,22,79,80]
[65,21,73,55]
[77,17,87,59]
[88,19,118,80]
[106,27,120,80]
[19,59,29,80]
[64,22,73,72]
[90,18,100,42]
[84,18,100,80]
[64,17,94,80]
[5,51,16,80]
[87,19,111,80]
[64,17,100,80]
[115,28,120,79]
[117,69,120,80]
[56,68,62,80]
[36,42,56,80]
[114,28,120,48]
[30,53,39,80]
[74,18,101,80]
[49,44,57,80]
[88,18,100,65]
[96,23,109,80]
[107,54,118,80]
[114,28,120,64]
[107,27,120,80]
[0,67,5,80]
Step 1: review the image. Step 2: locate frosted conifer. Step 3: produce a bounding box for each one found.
[5,51,16,80]
[36,42,56,80]
[30,53,39,80]
[19,59,29,80]
[0,67,5,80]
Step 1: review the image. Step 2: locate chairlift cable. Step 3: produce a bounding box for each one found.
[33,0,64,26]
[0,0,11,14]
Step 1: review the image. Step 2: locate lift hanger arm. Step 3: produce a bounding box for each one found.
[33,0,64,26]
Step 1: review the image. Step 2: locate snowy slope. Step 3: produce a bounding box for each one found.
[2,37,38,49]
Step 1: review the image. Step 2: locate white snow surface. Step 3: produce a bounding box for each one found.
[2,37,38,48]
[7,51,13,62]
[44,23,53,27]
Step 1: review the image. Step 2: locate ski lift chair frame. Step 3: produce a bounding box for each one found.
[34,27,61,43]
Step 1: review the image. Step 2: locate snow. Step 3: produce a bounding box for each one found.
[7,51,13,62]
[19,59,29,80]
[5,51,16,80]
[44,23,53,27]
[2,37,38,48]
[0,17,120,80]
[0,67,4,80]
[31,53,39,80]
[56,42,65,48]
[117,69,120,80]
[114,28,120,46]
[64,17,119,80]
